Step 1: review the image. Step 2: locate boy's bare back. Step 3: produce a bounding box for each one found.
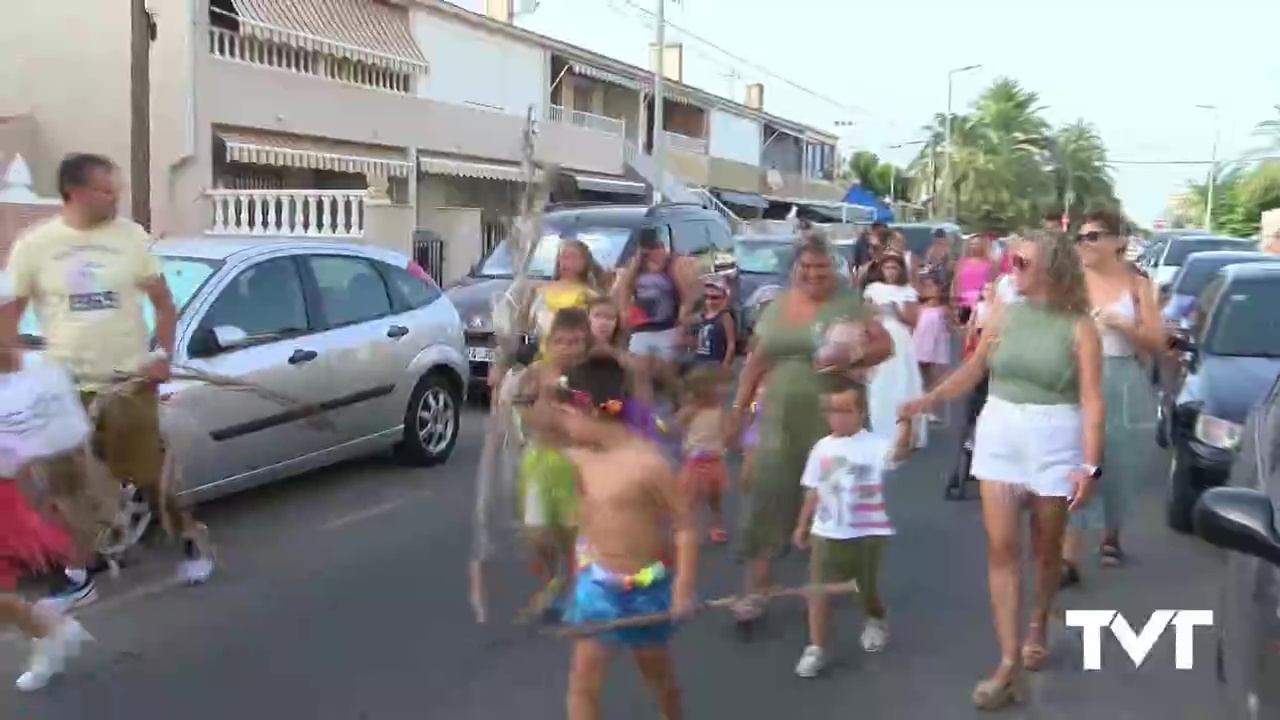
[568,439,683,576]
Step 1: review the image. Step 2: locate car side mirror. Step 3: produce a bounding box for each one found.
[212,325,250,351]
[1193,487,1280,566]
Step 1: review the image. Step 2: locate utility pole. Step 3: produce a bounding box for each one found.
[130,0,153,230]
[1196,104,1219,231]
[944,64,980,220]
[651,0,666,204]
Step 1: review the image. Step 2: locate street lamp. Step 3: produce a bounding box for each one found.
[944,64,982,219]
[1196,104,1219,231]
[888,139,926,201]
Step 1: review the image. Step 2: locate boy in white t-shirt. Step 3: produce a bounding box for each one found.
[792,387,912,678]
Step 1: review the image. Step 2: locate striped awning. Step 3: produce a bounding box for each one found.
[218,130,412,177]
[230,0,427,74]
[569,173,646,195]
[418,155,542,183]
[568,62,696,106]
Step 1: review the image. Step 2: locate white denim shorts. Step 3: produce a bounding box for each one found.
[971,395,1083,498]
[628,327,680,360]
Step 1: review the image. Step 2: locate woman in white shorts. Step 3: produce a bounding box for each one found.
[900,230,1104,710]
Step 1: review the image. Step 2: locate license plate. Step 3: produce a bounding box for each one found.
[468,346,496,363]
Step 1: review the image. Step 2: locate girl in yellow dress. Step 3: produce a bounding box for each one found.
[531,238,608,340]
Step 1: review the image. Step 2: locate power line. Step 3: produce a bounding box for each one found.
[1110,154,1278,166]
[613,0,867,116]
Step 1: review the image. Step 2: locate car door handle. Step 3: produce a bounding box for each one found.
[387,324,409,339]
[288,349,318,365]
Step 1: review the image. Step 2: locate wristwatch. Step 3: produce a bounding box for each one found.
[1081,464,1102,480]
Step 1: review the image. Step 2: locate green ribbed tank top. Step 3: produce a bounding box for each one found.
[988,302,1080,405]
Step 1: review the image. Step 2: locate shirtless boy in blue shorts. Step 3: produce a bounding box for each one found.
[544,355,697,720]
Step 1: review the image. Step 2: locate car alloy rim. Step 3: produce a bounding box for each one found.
[417,386,455,455]
[96,484,153,559]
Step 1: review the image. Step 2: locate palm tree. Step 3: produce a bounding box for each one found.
[1252,104,1280,155]
[1048,120,1117,219]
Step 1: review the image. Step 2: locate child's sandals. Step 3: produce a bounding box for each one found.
[972,659,1025,710]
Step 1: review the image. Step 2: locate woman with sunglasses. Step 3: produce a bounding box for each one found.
[1059,210,1163,584]
[900,230,1103,710]
[725,230,893,628]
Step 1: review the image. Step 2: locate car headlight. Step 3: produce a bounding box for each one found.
[1194,414,1243,450]
[465,313,492,332]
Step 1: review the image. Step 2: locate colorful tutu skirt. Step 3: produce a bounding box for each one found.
[0,479,71,591]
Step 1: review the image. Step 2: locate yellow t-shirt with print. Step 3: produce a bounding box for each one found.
[8,217,161,389]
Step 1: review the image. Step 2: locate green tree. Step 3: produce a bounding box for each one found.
[911,78,1120,228]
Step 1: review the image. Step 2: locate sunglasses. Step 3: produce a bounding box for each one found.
[1075,231,1107,244]
[1011,254,1032,271]
[704,292,727,301]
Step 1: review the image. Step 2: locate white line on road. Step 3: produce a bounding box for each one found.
[318,488,433,531]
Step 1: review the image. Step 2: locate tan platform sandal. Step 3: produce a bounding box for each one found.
[1022,622,1049,672]
[972,659,1025,711]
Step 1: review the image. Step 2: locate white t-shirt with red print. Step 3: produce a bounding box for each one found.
[800,431,898,540]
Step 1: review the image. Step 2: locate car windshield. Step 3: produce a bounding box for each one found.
[1173,256,1269,296]
[733,239,848,277]
[18,256,221,341]
[1205,279,1280,357]
[1163,238,1253,267]
[473,226,631,279]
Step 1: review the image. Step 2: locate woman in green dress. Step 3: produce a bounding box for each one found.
[725,231,894,624]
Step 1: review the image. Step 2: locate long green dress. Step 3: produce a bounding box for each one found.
[741,289,870,558]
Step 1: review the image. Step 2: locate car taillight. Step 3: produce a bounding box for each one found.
[406,261,434,285]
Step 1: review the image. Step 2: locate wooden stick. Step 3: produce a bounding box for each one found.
[547,579,860,638]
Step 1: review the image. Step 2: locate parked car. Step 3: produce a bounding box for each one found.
[1190,374,1280,719]
[1136,228,1210,270]
[1163,263,1280,533]
[1162,251,1276,327]
[446,203,734,391]
[1144,234,1253,295]
[734,234,852,339]
[19,238,468,508]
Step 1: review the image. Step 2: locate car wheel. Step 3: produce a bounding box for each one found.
[397,371,461,466]
[1166,446,1197,534]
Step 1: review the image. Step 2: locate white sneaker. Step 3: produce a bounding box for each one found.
[34,575,99,615]
[178,525,215,586]
[15,618,92,692]
[794,645,825,678]
[861,618,889,652]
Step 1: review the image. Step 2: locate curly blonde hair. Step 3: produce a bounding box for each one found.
[1022,229,1089,315]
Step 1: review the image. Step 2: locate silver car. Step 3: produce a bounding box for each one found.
[19,237,468,504]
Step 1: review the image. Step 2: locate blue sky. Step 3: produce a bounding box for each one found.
[503,0,1279,226]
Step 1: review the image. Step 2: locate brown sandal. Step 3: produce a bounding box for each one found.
[1022,622,1049,671]
[972,659,1024,710]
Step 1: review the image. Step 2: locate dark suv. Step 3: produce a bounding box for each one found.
[446,203,734,390]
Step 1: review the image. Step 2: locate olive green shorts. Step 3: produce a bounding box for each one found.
[810,535,885,598]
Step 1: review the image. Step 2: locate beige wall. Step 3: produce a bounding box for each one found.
[201,59,625,176]
[149,0,207,237]
[0,116,41,191]
[664,148,708,186]
[600,85,642,142]
[421,207,484,283]
[770,172,845,202]
[0,0,133,207]
[363,197,415,258]
[708,157,760,194]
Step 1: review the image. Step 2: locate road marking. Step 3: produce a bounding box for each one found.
[0,576,187,648]
[319,488,433,531]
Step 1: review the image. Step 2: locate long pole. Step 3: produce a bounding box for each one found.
[651,0,666,204]
[130,0,152,230]
[1205,117,1219,231]
[943,78,953,220]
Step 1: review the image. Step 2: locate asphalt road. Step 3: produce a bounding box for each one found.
[0,402,1230,719]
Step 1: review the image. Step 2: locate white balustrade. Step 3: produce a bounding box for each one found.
[547,105,626,137]
[207,189,366,237]
[663,130,708,155]
[691,188,741,229]
[208,26,415,95]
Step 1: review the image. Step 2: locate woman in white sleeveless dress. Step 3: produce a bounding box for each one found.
[863,252,928,448]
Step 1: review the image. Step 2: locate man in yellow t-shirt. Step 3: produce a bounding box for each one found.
[1,153,214,612]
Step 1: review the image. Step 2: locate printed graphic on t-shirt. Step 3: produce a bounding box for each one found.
[63,255,121,312]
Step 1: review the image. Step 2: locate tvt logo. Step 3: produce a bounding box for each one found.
[1064,609,1214,670]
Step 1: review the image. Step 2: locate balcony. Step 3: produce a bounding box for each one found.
[209,26,416,95]
[663,130,707,155]
[547,105,626,138]
[207,189,365,237]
